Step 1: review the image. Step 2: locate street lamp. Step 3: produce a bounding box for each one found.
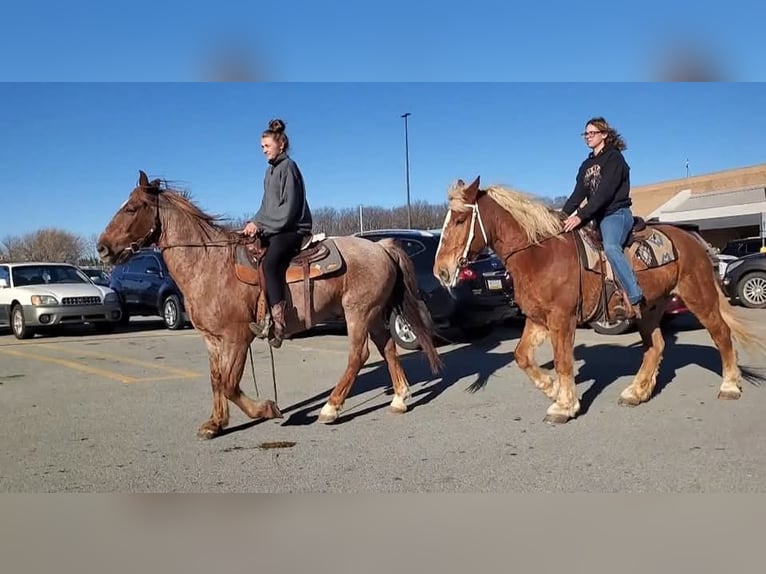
[401,112,412,229]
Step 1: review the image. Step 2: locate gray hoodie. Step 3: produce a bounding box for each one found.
[252,153,313,236]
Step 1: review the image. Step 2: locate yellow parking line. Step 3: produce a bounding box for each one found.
[38,344,201,378]
[0,348,138,383]
[129,374,202,383]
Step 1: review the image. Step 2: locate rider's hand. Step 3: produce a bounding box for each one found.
[243,221,259,236]
[563,214,582,233]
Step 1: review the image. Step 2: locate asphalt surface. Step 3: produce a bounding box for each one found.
[2,311,765,493]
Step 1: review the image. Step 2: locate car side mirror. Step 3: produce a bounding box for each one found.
[0,278,7,288]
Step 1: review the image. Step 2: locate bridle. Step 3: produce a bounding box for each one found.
[436,203,489,288]
[438,199,566,287]
[117,190,245,259]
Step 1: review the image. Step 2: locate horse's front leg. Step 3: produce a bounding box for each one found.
[197,334,281,440]
[514,318,559,400]
[543,316,580,424]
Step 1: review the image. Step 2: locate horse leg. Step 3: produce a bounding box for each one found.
[197,336,281,440]
[318,310,372,423]
[677,277,743,400]
[618,302,666,406]
[514,318,559,400]
[543,317,580,424]
[369,319,411,414]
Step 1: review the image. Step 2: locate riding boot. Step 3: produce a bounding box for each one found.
[268,300,287,348]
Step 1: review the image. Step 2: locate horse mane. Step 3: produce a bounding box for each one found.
[448,181,564,245]
[140,179,237,241]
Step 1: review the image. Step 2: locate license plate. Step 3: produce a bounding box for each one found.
[487,279,503,290]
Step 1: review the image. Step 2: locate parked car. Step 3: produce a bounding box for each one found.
[0,262,122,339]
[355,228,521,349]
[721,252,766,308]
[590,293,690,335]
[716,237,765,278]
[79,266,111,287]
[109,248,188,329]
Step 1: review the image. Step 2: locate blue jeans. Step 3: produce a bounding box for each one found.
[599,207,643,305]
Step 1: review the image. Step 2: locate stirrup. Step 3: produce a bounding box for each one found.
[249,314,272,339]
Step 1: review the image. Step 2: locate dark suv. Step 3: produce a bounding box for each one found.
[721,252,766,309]
[355,229,520,348]
[109,248,188,329]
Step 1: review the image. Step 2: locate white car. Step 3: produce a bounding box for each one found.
[0,262,122,339]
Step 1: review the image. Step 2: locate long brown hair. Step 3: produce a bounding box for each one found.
[586,116,627,151]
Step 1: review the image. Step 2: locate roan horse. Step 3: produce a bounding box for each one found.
[433,176,765,424]
[97,171,442,438]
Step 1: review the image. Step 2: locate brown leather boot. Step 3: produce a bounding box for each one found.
[268,301,287,348]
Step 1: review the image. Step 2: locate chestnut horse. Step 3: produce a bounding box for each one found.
[97,171,442,438]
[433,176,764,424]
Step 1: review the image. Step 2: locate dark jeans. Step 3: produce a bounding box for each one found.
[599,207,643,305]
[261,231,303,306]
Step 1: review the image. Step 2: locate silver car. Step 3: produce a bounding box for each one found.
[0,262,122,339]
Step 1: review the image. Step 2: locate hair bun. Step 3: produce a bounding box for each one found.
[268,118,286,133]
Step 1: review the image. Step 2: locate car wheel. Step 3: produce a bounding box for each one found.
[11,304,34,340]
[737,271,766,309]
[389,309,421,350]
[162,294,184,329]
[590,317,633,335]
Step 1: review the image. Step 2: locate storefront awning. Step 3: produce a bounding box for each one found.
[657,187,766,230]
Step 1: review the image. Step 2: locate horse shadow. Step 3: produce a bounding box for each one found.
[280,327,521,426]
[547,327,766,415]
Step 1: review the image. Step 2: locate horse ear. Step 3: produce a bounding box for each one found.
[464,175,481,202]
[138,170,149,187]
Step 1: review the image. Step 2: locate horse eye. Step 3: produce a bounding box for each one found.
[123,206,137,214]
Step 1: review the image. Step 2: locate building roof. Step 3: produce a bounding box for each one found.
[631,163,766,217]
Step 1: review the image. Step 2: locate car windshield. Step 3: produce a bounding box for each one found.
[12,265,90,286]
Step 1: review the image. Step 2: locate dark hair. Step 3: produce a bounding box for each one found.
[261,118,289,153]
[585,116,627,151]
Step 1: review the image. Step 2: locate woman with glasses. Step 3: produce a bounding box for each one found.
[561,116,646,319]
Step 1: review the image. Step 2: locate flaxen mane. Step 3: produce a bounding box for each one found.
[448,181,564,245]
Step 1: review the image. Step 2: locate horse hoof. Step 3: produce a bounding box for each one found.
[262,400,283,419]
[389,405,407,414]
[197,426,220,440]
[317,413,338,424]
[618,396,641,407]
[717,390,741,401]
[543,413,571,425]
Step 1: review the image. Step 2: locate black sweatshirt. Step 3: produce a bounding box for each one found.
[562,146,632,222]
[252,152,313,236]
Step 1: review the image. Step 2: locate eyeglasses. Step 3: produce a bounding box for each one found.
[581,131,603,138]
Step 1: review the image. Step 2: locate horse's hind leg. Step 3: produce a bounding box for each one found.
[198,335,281,439]
[318,310,372,423]
[514,319,558,400]
[618,302,666,406]
[676,275,742,400]
[369,319,411,414]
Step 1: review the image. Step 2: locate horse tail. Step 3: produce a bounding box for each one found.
[378,238,443,374]
[714,276,766,355]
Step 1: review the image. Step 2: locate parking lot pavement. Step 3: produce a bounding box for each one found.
[1,310,766,493]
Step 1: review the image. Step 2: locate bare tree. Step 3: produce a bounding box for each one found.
[7,228,87,263]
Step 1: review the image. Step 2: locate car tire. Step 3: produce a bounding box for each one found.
[162,294,184,330]
[590,317,633,335]
[736,271,766,309]
[11,304,34,340]
[389,309,421,351]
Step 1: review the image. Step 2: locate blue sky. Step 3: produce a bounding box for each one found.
[1,82,765,238]
[1,1,762,81]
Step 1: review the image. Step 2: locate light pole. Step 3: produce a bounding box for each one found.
[401,112,412,229]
